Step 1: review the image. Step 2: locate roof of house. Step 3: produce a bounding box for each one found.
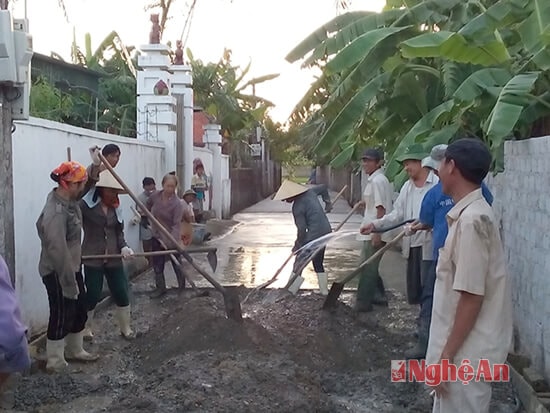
[31,53,104,94]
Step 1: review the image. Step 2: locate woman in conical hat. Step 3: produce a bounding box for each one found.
[80,170,136,340]
[273,180,332,296]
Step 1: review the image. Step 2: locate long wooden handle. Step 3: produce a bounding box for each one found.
[341,230,405,284]
[331,185,348,205]
[258,201,359,293]
[82,250,179,260]
[333,202,361,232]
[97,153,225,292]
[151,226,199,291]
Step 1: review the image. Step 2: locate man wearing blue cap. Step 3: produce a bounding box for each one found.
[355,148,394,312]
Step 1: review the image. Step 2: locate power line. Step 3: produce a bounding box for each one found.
[179,0,198,48]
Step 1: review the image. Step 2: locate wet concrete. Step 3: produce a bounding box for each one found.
[169,191,407,296]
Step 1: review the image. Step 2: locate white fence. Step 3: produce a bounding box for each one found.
[12,117,231,335]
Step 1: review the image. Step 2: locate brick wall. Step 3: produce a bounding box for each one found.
[486,136,550,381]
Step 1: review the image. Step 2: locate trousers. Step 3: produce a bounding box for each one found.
[84,265,130,310]
[407,247,432,305]
[42,272,87,340]
[151,237,186,288]
[418,260,437,337]
[432,380,491,413]
[356,241,386,305]
[294,247,326,274]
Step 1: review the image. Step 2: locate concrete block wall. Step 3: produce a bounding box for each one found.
[486,136,550,382]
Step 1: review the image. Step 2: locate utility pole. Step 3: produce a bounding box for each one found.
[0,3,33,282]
[0,89,16,281]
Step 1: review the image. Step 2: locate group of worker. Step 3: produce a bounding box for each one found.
[0,136,513,411]
[276,138,512,413]
[0,143,212,377]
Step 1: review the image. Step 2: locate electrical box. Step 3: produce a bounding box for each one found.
[11,17,32,120]
[10,83,29,120]
[0,10,17,84]
[13,18,33,85]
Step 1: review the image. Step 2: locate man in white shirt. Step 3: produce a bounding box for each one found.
[355,149,394,312]
[361,143,438,307]
[427,138,512,412]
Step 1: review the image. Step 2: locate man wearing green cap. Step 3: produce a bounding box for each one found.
[361,143,438,308]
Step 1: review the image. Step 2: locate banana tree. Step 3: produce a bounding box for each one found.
[68,31,138,136]
[287,0,550,181]
[187,48,279,145]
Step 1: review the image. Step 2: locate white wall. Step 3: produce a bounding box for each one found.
[12,118,165,335]
[486,136,550,382]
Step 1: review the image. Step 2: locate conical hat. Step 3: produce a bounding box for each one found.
[272,179,308,201]
[96,170,126,193]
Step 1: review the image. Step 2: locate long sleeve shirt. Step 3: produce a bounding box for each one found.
[35,163,101,299]
[0,255,27,350]
[36,189,83,299]
[80,200,128,268]
[146,190,184,248]
[292,189,332,251]
[372,171,438,260]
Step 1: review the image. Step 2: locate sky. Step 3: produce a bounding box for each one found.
[11,0,385,123]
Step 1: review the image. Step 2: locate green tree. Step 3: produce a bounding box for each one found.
[187,48,279,166]
[38,31,139,136]
[287,0,550,183]
[30,77,74,121]
[264,118,310,173]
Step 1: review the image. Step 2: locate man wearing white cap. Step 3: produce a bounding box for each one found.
[273,180,332,295]
[405,144,493,360]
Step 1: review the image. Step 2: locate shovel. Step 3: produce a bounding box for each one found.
[242,202,362,304]
[322,222,413,310]
[97,152,242,321]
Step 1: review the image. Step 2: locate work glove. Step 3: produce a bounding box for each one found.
[89,146,101,166]
[121,246,134,259]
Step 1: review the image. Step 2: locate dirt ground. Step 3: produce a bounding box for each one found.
[8,266,521,413]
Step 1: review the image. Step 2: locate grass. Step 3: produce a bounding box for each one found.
[282,175,310,184]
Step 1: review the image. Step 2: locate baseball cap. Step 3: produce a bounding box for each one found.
[361,148,383,161]
[396,143,427,162]
[444,138,491,185]
[421,144,448,170]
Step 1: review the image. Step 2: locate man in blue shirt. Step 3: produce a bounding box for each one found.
[405,144,493,359]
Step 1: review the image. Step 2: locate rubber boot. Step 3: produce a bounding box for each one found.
[287,274,304,295]
[115,305,135,340]
[64,332,99,362]
[354,301,374,313]
[405,333,429,360]
[372,291,389,307]
[317,272,329,296]
[174,267,186,290]
[46,339,68,373]
[83,310,94,341]
[150,271,167,298]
